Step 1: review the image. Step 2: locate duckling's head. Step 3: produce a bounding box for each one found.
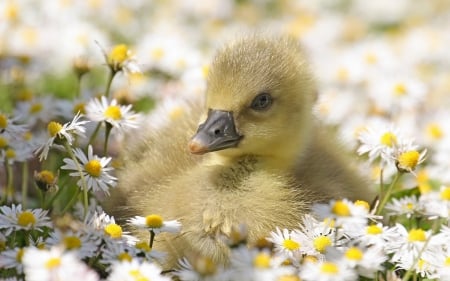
[189,36,316,168]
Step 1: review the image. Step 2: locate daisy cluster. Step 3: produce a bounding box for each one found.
[1,0,450,281]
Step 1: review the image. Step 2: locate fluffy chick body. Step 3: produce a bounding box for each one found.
[108,35,373,269]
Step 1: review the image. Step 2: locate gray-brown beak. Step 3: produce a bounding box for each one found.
[188,109,243,155]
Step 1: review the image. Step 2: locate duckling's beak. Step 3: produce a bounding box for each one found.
[189,109,243,155]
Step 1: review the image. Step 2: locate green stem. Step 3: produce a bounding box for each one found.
[21,162,29,208]
[61,188,81,214]
[87,122,102,148]
[6,161,14,202]
[64,141,89,218]
[104,68,116,98]
[376,172,403,215]
[103,122,113,155]
[149,230,156,249]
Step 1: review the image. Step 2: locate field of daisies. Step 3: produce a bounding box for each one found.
[1,1,450,280]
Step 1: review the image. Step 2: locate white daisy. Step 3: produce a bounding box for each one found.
[227,246,295,281]
[61,145,117,194]
[297,214,343,258]
[35,112,89,161]
[266,227,310,261]
[85,96,140,133]
[107,259,170,281]
[0,112,28,140]
[343,245,387,278]
[385,224,436,264]
[105,44,141,75]
[0,247,25,274]
[45,229,98,259]
[175,256,227,281]
[0,204,52,235]
[128,214,181,234]
[14,96,59,126]
[385,195,422,218]
[22,246,99,281]
[300,259,357,281]
[83,210,136,245]
[100,241,138,269]
[312,199,369,230]
[357,124,405,166]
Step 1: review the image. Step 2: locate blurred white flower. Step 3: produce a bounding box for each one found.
[23,246,99,281]
[108,260,171,281]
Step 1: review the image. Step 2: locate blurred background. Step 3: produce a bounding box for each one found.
[1,0,450,181]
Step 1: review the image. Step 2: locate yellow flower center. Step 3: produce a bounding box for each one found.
[365,53,378,65]
[427,123,444,140]
[17,211,36,227]
[151,47,165,60]
[393,83,407,96]
[354,200,370,211]
[320,262,339,274]
[417,259,426,270]
[5,148,16,159]
[398,150,420,170]
[313,236,332,253]
[408,229,427,242]
[169,107,184,120]
[118,252,132,262]
[194,256,217,275]
[63,236,82,250]
[30,103,43,114]
[45,257,61,269]
[0,240,6,251]
[104,105,122,120]
[135,241,151,252]
[405,202,414,210]
[4,3,19,22]
[47,121,63,137]
[16,248,24,262]
[283,238,300,251]
[85,160,102,177]
[23,131,33,141]
[380,132,398,147]
[0,137,8,148]
[440,187,450,201]
[303,255,318,263]
[345,247,363,261]
[129,269,149,281]
[0,114,8,129]
[336,67,349,81]
[202,65,210,78]
[108,44,129,64]
[38,170,56,184]
[278,275,301,281]
[366,225,383,235]
[73,103,86,114]
[444,257,450,267]
[332,200,350,216]
[253,252,271,268]
[104,223,122,238]
[145,214,163,228]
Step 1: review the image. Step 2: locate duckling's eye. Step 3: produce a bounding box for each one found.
[250,92,272,111]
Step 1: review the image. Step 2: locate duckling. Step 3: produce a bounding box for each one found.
[107,35,373,269]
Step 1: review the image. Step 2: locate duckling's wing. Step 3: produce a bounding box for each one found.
[294,121,374,203]
[105,100,204,222]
